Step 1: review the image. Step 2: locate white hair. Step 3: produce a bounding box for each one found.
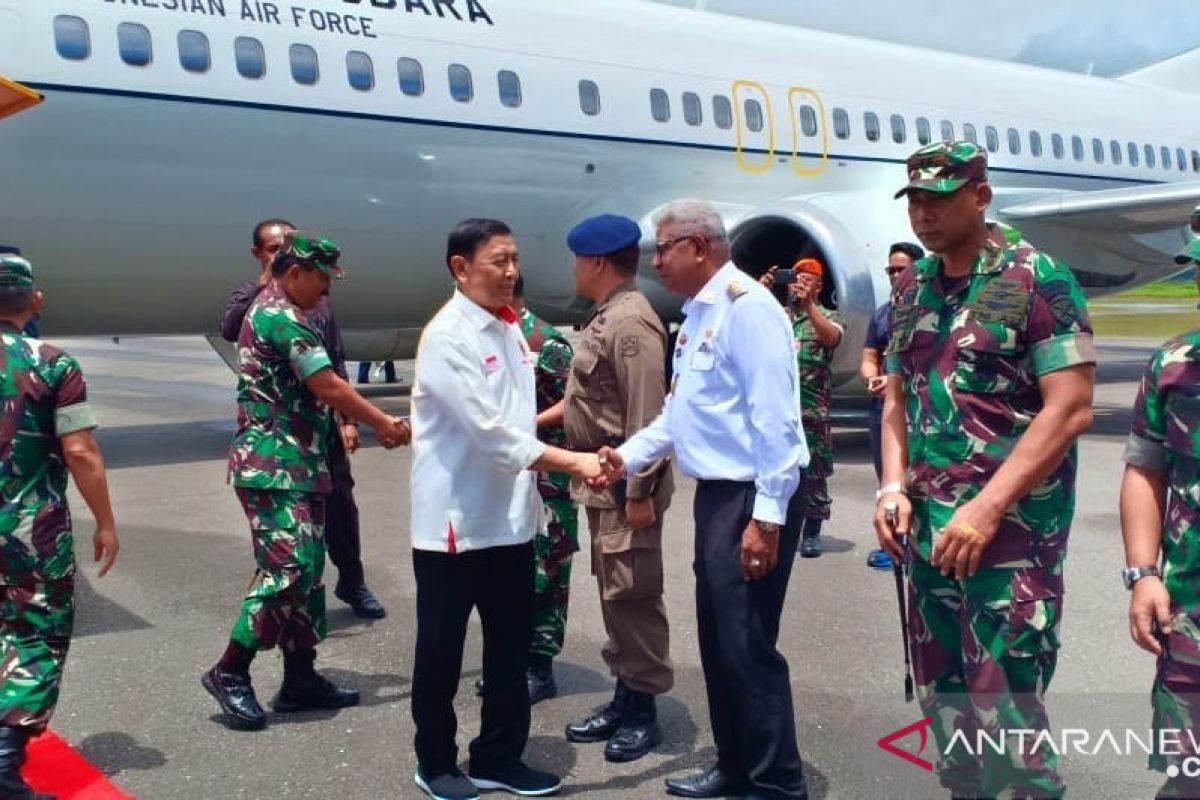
[652,200,728,242]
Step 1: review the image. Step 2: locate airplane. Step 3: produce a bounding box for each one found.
[1,0,1199,389]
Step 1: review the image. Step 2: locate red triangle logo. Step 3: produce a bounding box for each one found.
[877,716,935,772]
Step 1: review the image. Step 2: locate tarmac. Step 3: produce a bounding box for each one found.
[51,334,1168,799]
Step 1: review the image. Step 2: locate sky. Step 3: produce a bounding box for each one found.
[648,0,1200,76]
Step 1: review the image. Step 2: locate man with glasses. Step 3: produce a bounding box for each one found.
[874,142,1095,798]
[861,241,923,569]
[220,219,387,621]
[597,201,809,800]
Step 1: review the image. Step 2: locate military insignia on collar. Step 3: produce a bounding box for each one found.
[726,281,747,300]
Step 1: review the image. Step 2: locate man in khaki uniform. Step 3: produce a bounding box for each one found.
[558,214,674,764]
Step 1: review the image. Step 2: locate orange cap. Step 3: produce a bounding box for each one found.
[793,258,824,277]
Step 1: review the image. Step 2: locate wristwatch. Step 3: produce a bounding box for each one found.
[754,520,780,535]
[1122,565,1161,590]
[875,482,907,502]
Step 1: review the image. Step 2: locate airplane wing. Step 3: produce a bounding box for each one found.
[997,181,1200,291]
[0,75,41,122]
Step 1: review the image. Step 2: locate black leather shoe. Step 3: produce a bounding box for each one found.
[335,584,387,619]
[527,663,557,705]
[800,533,822,558]
[0,727,53,800]
[272,672,360,713]
[664,765,748,798]
[202,666,267,731]
[565,682,628,743]
[604,690,660,762]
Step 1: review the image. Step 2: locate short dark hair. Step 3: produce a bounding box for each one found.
[513,274,525,297]
[889,241,925,261]
[253,218,296,248]
[445,218,512,276]
[605,244,640,277]
[0,245,20,256]
[0,286,33,316]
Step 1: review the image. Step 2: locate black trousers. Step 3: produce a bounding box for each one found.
[411,542,534,777]
[325,432,365,589]
[693,480,807,800]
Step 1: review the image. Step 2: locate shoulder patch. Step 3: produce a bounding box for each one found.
[726,281,747,301]
[620,335,640,358]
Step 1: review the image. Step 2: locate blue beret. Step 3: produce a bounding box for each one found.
[567,214,641,257]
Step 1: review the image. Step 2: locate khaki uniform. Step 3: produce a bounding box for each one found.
[564,282,674,695]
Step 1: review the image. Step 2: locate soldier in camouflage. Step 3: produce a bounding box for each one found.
[513,275,578,704]
[1120,234,1200,799]
[203,231,410,732]
[0,255,118,800]
[874,142,1096,798]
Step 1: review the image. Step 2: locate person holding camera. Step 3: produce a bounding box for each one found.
[759,258,843,558]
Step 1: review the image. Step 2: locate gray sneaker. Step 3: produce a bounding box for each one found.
[416,769,480,800]
[468,762,561,796]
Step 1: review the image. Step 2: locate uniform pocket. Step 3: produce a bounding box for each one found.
[597,526,664,601]
[953,337,1022,395]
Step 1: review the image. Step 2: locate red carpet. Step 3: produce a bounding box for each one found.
[22,731,134,799]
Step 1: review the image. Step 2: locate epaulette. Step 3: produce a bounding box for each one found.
[726,280,747,301]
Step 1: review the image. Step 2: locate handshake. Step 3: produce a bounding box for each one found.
[372,416,411,449]
[576,445,627,489]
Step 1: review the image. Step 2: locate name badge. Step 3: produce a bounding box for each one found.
[691,341,715,371]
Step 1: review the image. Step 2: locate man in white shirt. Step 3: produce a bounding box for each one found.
[409,218,604,800]
[599,201,810,800]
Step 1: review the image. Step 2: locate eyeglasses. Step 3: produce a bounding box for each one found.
[885,266,906,276]
[654,236,696,258]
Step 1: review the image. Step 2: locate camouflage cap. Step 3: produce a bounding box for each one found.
[1175,239,1200,265]
[279,230,344,279]
[894,141,988,199]
[0,256,34,288]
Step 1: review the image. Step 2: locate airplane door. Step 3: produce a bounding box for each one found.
[732,80,774,174]
[788,88,828,176]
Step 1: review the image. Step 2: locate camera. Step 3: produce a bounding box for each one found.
[773,268,796,285]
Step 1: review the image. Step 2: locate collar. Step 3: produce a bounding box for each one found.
[915,222,1012,283]
[584,280,638,326]
[682,262,736,315]
[451,290,518,330]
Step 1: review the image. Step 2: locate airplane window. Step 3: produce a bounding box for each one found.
[53,16,91,61]
[1128,142,1139,167]
[1007,128,1021,155]
[832,108,850,140]
[1193,150,1200,173]
[289,44,319,85]
[1162,146,1172,170]
[651,89,670,123]
[178,30,210,73]
[962,122,977,144]
[1071,135,1084,161]
[498,70,521,108]
[1029,131,1042,158]
[799,105,818,137]
[449,64,473,103]
[713,95,733,129]
[1178,148,1188,172]
[234,37,266,79]
[890,114,906,144]
[1107,140,1120,165]
[916,117,931,146]
[1145,144,1156,168]
[864,112,880,142]
[1092,138,1104,164]
[940,120,954,141]
[397,58,424,97]
[347,51,374,91]
[1051,134,1064,159]
[744,98,762,132]
[683,92,702,127]
[118,22,152,67]
[579,80,601,116]
[984,126,999,153]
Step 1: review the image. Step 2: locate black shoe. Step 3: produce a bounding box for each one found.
[415,768,480,800]
[604,690,660,763]
[272,672,360,713]
[565,681,628,743]
[335,584,387,619]
[664,765,749,798]
[0,727,53,800]
[468,761,561,796]
[800,533,822,558]
[527,663,557,705]
[202,666,267,730]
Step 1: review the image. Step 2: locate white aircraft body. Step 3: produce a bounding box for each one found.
[1,0,1199,384]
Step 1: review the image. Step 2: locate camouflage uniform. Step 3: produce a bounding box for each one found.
[519,308,579,661]
[1123,329,1200,788]
[227,281,335,654]
[0,316,96,734]
[793,305,844,521]
[886,220,1094,798]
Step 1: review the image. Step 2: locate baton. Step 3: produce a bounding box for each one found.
[885,503,915,703]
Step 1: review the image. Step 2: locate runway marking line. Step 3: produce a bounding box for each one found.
[23,730,134,799]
